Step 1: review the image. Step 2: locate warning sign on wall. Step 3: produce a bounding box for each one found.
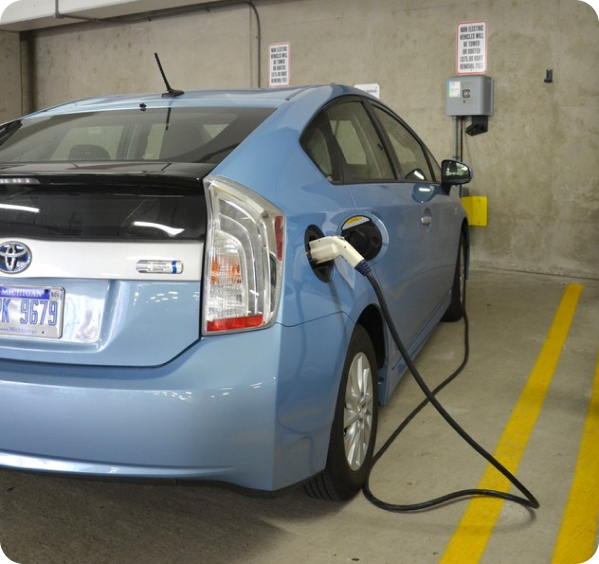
[456,21,487,74]
[269,42,291,88]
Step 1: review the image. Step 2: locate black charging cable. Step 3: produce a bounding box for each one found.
[356,263,540,512]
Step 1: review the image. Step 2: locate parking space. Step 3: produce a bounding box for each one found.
[1,268,597,564]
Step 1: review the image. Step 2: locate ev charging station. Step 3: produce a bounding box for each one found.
[446,75,493,227]
[445,74,494,159]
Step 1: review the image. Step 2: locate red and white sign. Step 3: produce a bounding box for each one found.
[456,21,487,74]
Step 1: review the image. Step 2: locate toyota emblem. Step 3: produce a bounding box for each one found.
[0,242,32,274]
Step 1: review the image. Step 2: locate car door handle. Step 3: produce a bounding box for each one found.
[421,215,432,226]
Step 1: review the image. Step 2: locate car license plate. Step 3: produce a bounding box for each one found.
[0,285,65,339]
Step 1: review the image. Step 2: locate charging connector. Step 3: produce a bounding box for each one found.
[309,236,365,268]
[308,235,539,512]
[308,236,372,276]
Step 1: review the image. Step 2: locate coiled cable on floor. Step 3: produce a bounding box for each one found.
[360,266,540,512]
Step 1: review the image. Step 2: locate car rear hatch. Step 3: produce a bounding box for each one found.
[0,163,212,367]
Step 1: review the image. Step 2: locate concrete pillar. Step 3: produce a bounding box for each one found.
[0,30,21,122]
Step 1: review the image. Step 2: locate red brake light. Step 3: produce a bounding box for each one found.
[206,314,264,332]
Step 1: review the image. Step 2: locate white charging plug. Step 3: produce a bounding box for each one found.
[308,236,366,269]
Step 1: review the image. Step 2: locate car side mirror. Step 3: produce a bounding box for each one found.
[441,160,472,192]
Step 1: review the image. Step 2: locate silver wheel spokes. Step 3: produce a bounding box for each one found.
[344,352,374,471]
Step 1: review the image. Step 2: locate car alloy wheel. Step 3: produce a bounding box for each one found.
[304,324,378,501]
[344,350,375,471]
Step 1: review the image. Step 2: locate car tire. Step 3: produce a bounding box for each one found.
[442,233,467,322]
[304,324,378,501]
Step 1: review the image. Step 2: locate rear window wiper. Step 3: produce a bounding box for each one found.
[198,143,240,163]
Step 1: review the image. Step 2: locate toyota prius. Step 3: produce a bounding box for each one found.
[0,85,471,500]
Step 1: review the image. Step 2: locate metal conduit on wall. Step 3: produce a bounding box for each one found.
[4,0,262,87]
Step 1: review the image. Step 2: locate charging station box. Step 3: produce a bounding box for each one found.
[446,75,493,116]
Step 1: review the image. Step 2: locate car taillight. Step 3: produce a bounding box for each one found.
[203,176,285,334]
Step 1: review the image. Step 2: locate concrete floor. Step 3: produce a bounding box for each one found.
[0,269,597,564]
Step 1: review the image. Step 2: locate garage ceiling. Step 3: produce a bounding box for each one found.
[0,0,217,31]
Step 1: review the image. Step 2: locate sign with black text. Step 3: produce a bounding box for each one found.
[456,21,487,74]
[269,42,290,87]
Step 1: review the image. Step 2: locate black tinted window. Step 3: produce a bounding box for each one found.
[0,181,205,241]
[0,107,273,165]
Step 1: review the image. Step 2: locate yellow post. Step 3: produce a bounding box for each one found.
[461,196,488,227]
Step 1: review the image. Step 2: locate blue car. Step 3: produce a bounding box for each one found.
[0,84,471,500]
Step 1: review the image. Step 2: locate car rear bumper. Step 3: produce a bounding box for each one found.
[0,317,348,492]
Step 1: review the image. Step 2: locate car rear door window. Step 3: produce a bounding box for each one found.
[328,102,394,182]
[301,111,340,181]
[373,107,434,182]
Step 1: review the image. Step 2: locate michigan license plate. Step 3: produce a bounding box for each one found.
[0,285,65,339]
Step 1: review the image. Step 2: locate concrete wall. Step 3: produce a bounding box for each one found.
[6,0,599,277]
[0,30,22,122]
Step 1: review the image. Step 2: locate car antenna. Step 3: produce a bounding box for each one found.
[154,53,184,98]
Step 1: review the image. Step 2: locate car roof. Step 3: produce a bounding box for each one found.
[24,84,373,118]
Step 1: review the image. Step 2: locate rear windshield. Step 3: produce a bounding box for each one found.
[0,107,274,164]
[0,181,206,241]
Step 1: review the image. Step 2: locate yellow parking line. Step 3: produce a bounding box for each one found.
[552,347,599,564]
[440,284,584,564]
